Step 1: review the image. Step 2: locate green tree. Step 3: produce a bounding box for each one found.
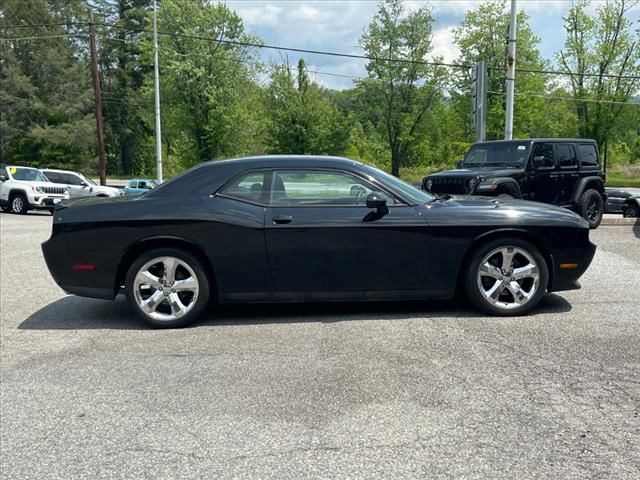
[138,0,265,174]
[91,0,154,175]
[359,0,445,176]
[0,0,95,169]
[265,58,349,155]
[558,0,640,149]
[453,0,551,140]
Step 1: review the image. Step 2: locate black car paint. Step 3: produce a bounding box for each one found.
[42,156,596,305]
[422,139,605,207]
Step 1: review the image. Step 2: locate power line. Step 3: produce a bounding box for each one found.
[1,22,87,29]
[488,90,639,106]
[97,22,473,70]
[4,26,639,82]
[0,34,89,41]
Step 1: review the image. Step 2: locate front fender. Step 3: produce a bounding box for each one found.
[475,177,522,197]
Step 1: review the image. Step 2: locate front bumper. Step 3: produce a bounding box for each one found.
[30,195,68,208]
[549,241,597,292]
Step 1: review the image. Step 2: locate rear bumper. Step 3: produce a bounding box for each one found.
[42,238,117,300]
[549,241,597,292]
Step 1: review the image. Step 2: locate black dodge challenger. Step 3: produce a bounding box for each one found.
[42,156,596,328]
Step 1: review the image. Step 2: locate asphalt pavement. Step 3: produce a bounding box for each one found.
[1,212,639,479]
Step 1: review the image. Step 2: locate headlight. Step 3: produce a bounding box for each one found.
[424,179,433,191]
[467,178,479,192]
[36,186,44,193]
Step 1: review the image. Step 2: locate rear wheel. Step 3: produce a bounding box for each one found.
[465,238,549,316]
[578,189,603,229]
[125,248,210,328]
[10,193,28,214]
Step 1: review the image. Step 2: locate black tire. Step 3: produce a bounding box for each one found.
[465,237,549,316]
[9,192,28,214]
[578,189,603,229]
[623,205,639,218]
[125,247,211,328]
[0,205,10,213]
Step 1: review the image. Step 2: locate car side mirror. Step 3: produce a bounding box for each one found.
[0,173,7,182]
[532,155,547,169]
[366,193,389,215]
[456,160,464,169]
[80,181,88,187]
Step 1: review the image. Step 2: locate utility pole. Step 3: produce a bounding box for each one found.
[504,0,517,140]
[471,61,487,142]
[153,0,163,184]
[89,11,106,186]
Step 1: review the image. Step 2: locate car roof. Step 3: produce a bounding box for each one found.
[200,155,365,169]
[40,168,81,174]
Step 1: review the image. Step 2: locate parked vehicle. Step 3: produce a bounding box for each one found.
[421,139,607,228]
[123,178,157,196]
[623,195,640,218]
[40,169,123,198]
[0,165,69,214]
[604,188,633,214]
[42,155,596,328]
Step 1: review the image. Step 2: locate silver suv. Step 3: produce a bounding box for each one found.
[40,169,123,198]
[0,165,69,214]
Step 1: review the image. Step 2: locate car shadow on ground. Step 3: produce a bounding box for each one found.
[18,293,572,330]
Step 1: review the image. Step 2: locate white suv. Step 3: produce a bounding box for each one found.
[40,169,123,199]
[0,165,69,214]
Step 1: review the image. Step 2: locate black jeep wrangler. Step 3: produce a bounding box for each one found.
[422,139,607,228]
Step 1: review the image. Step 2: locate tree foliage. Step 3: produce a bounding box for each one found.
[1,0,638,181]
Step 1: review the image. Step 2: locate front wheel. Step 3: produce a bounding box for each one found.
[465,238,549,316]
[578,189,603,229]
[125,248,210,328]
[623,205,639,218]
[10,193,28,214]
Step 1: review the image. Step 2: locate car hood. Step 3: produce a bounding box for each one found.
[423,197,590,229]
[427,167,524,179]
[11,180,63,188]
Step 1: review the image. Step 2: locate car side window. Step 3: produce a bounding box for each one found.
[578,144,599,167]
[62,173,84,185]
[557,144,577,169]
[44,172,61,183]
[269,170,397,207]
[219,171,269,204]
[531,143,554,169]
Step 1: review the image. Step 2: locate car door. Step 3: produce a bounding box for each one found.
[62,172,90,197]
[529,142,558,203]
[263,169,430,293]
[555,143,579,205]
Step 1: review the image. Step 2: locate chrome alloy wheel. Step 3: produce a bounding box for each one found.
[133,256,199,321]
[476,246,540,310]
[12,196,24,213]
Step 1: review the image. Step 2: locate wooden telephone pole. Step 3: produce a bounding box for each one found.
[89,10,107,186]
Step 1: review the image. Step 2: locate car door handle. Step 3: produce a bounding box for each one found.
[272,215,293,225]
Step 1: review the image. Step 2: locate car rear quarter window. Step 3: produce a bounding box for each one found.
[269,170,397,206]
[557,144,577,169]
[578,144,599,167]
[219,171,269,204]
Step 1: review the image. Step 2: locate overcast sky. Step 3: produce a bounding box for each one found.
[221,0,639,90]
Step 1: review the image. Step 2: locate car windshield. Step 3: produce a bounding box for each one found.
[462,141,530,167]
[362,165,434,204]
[10,167,49,182]
[82,175,96,185]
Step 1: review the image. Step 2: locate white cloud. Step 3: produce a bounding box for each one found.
[431,26,460,63]
[232,2,283,27]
